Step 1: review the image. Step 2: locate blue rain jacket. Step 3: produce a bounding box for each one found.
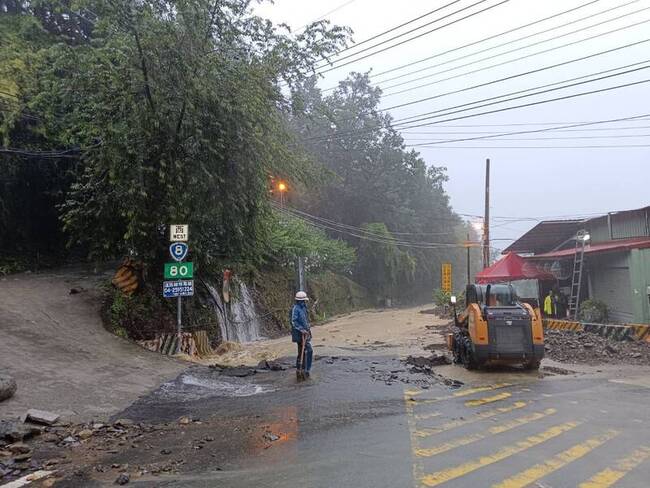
[290,302,310,343]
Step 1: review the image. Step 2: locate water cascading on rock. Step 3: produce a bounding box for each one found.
[205,279,263,343]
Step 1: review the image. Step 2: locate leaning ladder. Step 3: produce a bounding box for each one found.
[568,234,587,320]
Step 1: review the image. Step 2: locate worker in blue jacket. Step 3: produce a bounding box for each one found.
[291,291,312,379]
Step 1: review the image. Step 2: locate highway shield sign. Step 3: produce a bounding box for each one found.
[169,242,189,262]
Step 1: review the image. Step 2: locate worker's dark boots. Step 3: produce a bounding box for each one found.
[304,371,310,379]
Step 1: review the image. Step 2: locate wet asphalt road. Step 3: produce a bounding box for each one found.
[56,354,650,488]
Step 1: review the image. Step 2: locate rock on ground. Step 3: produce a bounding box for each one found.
[0,375,17,402]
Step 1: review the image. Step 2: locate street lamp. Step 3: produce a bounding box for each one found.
[277,181,288,208]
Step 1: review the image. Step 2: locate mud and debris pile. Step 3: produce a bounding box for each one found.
[405,354,451,371]
[544,329,650,365]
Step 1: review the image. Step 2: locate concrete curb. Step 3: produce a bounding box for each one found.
[542,319,650,342]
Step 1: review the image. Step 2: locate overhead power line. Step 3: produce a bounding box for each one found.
[401,124,650,134]
[303,65,650,143]
[402,133,650,141]
[381,10,650,99]
[273,202,462,238]
[0,142,101,158]
[404,113,650,146]
[295,0,359,32]
[311,0,462,66]
[272,203,475,249]
[381,39,650,112]
[391,64,650,129]
[314,0,510,75]
[357,0,604,84]
[398,118,650,128]
[376,0,641,91]
[415,143,650,148]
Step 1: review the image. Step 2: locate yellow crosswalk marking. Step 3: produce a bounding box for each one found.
[493,430,618,488]
[415,409,556,458]
[453,383,513,398]
[578,446,650,488]
[465,392,511,407]
[420,422,579,487]
[405,389,424,396]
[413,401,528,438]
[414,412,442,421]
[406,383,513,405]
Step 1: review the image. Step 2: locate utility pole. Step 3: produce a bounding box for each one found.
[467,232,471,285]
[483,158,490,269]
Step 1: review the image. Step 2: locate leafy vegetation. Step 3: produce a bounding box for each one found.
[266,213,356,274]
[1,0,348,270]
[579,299,609,324]
[289,74,481,302]
[2,0,482,338]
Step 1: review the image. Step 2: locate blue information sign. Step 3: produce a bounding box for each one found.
[163,280,194,298]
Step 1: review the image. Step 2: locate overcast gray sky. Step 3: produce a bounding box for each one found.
[256,0,650,249]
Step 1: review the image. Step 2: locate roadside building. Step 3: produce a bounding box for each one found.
[503,206,650,325]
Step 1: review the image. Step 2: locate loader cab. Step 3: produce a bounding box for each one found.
[466,283,518,311]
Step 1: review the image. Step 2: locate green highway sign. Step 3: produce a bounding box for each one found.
[164,262,193,280]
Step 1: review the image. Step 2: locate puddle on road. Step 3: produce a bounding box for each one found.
[157,371,276,400]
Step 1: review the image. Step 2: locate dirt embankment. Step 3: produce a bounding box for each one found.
[0,269,186,421]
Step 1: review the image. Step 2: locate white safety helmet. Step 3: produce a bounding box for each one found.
[295,291,309,301]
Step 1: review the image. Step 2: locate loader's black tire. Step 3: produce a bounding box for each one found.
[461,337,478,370]
[525,360,541,370]
[452,331,464,364]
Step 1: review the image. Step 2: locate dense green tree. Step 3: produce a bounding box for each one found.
[288,73,470,301]
[1,0,349,271]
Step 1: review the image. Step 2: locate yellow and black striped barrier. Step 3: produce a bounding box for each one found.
[628,324,650,342]
[543,319,584,332]
[543,319,650,343]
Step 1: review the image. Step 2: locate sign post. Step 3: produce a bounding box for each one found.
[164,224,193,354]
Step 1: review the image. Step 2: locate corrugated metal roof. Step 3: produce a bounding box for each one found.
[502,220,582,254]
[503,205,649,255]
[525,237,650,260]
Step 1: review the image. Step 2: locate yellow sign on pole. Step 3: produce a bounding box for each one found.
[442,263,452,293]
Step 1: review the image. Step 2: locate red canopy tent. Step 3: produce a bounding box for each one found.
[476,252,554,284]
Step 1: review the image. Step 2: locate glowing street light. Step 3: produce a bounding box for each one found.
[277,180,288,208]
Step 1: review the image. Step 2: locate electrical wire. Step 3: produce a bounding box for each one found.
[377,0,643,92]
[295,0,360,32]
[404,113,650,146]
[272,201,463,238]
[314,0,510,75]
[273,203,477,249]
[403,133,650,141]
[303,68,650,143]
[0,143,101,158]
[398,118,650,128]
[350,0,604,84]
[382,12,650,100]
[415,143,650,148]
[392,67,650,130]
[401,124,650,134]
[381,39,650,112]
[311,0,462,67]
